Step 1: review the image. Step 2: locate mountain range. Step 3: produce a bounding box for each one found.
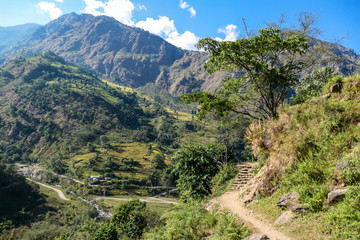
[1,13,228,96]
[0,13,359,96]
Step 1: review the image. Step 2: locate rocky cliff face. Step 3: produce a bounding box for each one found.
[4,13,224,95]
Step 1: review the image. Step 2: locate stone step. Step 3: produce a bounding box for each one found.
[231,162,258,191]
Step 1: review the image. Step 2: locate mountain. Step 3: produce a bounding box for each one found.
[1,13,359,97]
[1,13,229,96]
[0,23,41,52]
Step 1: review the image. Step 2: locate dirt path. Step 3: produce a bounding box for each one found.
[211,191,293,240]
[26,178,70,201]
[95,196,177,204]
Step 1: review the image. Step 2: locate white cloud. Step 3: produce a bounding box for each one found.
[179,0,189,9]
[179,0,196,17]
[37,2,62,20]
[54,0,64,2]
[135,15,199,50]
[188,7,196,17]
[137,4,147,11]
[217,24,240,41]
[136,16,175,36]
[83,0,135,26]
[166,30,199,50]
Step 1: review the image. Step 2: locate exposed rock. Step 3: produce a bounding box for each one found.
[322,93,331,99]
[274,211,295,225]
[262,138,273,148]
[329,161,348,191]
[258,182,276,197]
[276,192,299,207]
[330,83,341,93]
[327,188,347,204]
[287,202,305,213]
[242,183,260,204]
[243,233,270,240]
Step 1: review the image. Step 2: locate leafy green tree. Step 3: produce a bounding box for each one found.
[172,143,227,200]
[291,67,335,104]
[111,199,147,239]
[93,223,117,240]
[48,157,67,174]
[182,27,310,119]
[151,153,166,170]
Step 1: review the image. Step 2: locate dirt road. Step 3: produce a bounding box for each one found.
[211,190,293,240]
[26,178,70,201]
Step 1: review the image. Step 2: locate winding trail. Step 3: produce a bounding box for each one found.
[210,190,293,240]
[26,178,70,201]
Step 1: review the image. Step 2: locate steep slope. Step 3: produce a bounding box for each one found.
[3,13,224,95]
[242,75,360,239]
[0,52,145,163]
[0,53,217,196]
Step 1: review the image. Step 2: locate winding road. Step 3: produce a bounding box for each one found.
[26,178,70,201]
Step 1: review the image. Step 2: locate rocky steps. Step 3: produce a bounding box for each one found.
[232,162,258,191]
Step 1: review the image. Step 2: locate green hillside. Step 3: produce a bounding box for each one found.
[0,52,213,195]
[244,74,360,239]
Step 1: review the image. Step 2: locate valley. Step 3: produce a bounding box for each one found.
[0,7,359,240]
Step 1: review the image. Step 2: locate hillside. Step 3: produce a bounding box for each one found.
[2,13,227,96]
[242,74,360,239]
[0,53,218,196]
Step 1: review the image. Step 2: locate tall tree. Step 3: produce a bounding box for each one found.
[182,27,310,119]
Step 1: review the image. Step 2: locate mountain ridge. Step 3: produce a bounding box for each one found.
[1,13,359,96]
[1,13,227,96]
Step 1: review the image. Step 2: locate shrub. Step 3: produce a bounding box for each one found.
[93,223,117,240]
[172,143,227,200]
[111,199,147,239]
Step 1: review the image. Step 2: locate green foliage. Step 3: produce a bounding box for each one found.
[151,153,166,170]
[327,186,360,239]
[282,152,329,212]
[21,222,67,240]
[211,211,248,240]
[48,156,67,174]
[210,163,238,197]
[93,223,117,240]
[341,144,360,185]
[291,67,335,104]
[172,143,227,200]
[322,75,343,94]
[111,199,147,239]
[144,202,248,240]
[183,27,310,119]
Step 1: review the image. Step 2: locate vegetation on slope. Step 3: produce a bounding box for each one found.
[245,74,360,239]
[0,52,215,196]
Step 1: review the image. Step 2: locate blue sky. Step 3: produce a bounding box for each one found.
[0,0,359,53]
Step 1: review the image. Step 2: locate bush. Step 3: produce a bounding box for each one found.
[93,223,117,240]
[172,143,227,200]
[211,163,238,197]
[341,144,360,185]
[292,67,335,104]
[111,199,147,239]
[143,202,248,240]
